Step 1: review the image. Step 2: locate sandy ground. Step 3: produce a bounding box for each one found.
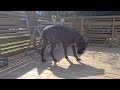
[0,45,120,79]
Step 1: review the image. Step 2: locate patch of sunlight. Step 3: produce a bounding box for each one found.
[1,40,30,46]
[1,43,29,50]
[0,34,29,39]
[2,46,28,54]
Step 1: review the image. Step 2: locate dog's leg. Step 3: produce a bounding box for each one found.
[62,43,69,59]
[71,45,81,61]
[50,42,57,63]
[41,40,48,62]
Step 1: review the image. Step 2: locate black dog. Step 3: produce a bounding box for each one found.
[40,25,87,63]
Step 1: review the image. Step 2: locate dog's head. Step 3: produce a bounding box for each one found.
[76,37,88,54]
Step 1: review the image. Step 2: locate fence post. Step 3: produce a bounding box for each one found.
[80,16,84,35]
[0,44,1,58]
[111,17,115,47]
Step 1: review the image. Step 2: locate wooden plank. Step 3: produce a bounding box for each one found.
[89,39,105,42]
[0,29,28,34]
[86,31,111,34]
[1,44,31,52]
[116,32,120,35]
[114,27,120,29]
[84,19,113,22]
[0,31,29,37]
[88,38,107,42]
[87,37,106,40]
[115,30,120,33]
[89,42,105,45]
[0,18,26,26]
[0,25,27,29]
[91,18,112,20]
[39,21,72,25]
[114,21,120,25]
[89,42,106,44]
[83,25,112,29]
[0,11,24,15]
[88,43,107,47]
[1,46,36,58]
[88,41,108,44]
[116,35,120,38]
[1,38,41,47]
[1,41,41,50]
[0,45,40,58]
[1,40,30,48]
[84,21,112,26]
[1,48,26,58]
[89,39,106,42]
[0,11,25,18]
[89,43,108,46]
[84,28,110,31]
[88,26,111,28]
[0,36,30,44]
[111,17,115,46]
[86,29,112,32]
[85,34,111,38]
[84,18,112,22]
[0,44,1,57]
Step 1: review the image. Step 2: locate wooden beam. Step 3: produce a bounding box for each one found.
[0,11,25,17]
[0,44,1,58]
[111,17,115,47]
[0,36,30,44]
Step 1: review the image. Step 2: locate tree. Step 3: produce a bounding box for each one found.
[37,11,120,17]
[37,11,76,17]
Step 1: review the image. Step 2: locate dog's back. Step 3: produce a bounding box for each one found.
[42,25,80,43]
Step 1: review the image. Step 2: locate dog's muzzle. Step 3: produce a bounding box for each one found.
[77,50,85,54]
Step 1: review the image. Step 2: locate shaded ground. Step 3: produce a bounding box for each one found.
[0,46,120,79]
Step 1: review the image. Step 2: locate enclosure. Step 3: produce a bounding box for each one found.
[0,11,120,79]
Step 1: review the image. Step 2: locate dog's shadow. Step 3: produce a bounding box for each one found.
[36,58,105,79]
[36,45,105,79]
[49,59,105,79]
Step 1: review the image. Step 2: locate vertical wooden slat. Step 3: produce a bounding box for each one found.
[111,17,115,47]
[114,17,117,45]
[0,44,2,58]
[33,38,37,49]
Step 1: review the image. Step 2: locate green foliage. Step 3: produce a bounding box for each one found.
[37,11,120,17]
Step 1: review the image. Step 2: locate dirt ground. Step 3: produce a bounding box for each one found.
[0,45,120,79]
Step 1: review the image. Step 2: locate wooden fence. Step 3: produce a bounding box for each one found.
[0,11,29,58]
[0,11,120,58]
[0,12,72,58]
[81,16,120,47]
[60,16,120,47]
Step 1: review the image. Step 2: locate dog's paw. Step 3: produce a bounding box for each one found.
[76,58,81,61]
[65,56,69,59]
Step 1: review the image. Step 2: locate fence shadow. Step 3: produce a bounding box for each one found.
[36,48,105,79]
[0,46,105,79]
[36,58,105,79]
